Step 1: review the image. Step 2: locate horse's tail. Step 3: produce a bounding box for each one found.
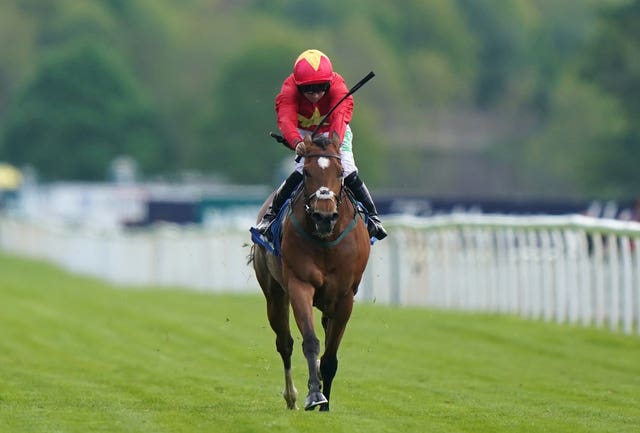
[246,243,256,265]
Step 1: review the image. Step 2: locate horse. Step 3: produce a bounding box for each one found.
[250,132,371,411]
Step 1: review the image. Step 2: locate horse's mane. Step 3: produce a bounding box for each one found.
[310,135,331,149]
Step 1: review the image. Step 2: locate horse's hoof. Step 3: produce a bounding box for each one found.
[283,392,298,410]
[285,400,298,410]
[304,392,328,411]
[319,402,330,412]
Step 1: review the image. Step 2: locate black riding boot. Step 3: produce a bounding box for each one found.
[255,171,303,237]
[344,172,388,240]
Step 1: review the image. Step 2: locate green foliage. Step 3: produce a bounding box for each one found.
[0,0,638,197]
[0,2,35,117]
[348,107,388,185]
[40,1,118,49]
[0,41,172,180]
[368,0,477,106]
[557,0,640,198]
[581,0,640,115]
[251,0,350,27]
[198,42,296,184]
[524,74,627,197]
[1,252,640,432]
[456,0,533,106]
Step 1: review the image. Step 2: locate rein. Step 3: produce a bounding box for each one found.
[304,153,341,159]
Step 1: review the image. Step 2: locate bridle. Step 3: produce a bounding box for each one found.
[288,150,360,245]
[301,152,344,215]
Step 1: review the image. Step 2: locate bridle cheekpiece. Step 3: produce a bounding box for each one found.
[302,152,344,215]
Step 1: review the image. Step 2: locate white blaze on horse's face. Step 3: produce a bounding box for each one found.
[314,187,335,200]
[317,157,330,170]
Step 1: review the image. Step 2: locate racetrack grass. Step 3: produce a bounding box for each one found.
[0,252,639,433]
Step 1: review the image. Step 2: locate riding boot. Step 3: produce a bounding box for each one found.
[255,170,303,237]
[344,172,388,240]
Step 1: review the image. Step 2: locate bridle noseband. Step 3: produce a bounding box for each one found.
[287,149,360,245]
[301,153,344,213]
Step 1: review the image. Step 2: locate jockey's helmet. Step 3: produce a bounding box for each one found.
[293,49,333,85]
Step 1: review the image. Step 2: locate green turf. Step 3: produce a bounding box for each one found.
[0,251,638,433]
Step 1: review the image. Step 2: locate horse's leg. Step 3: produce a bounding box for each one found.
[288,280,327,411]
[254,246,298,409]
[319,315,329,380]
[318,294,354,412]
[264,284,298,409]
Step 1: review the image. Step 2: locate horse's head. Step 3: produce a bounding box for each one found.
[301,132,344,238]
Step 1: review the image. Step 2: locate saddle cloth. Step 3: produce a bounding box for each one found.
[249,199,292,256]
[249,194,376,256]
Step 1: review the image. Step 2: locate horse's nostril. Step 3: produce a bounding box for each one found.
[331,213,339,221]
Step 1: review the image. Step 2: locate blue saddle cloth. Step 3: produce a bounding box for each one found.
[249,199,292,256]
[249,195,377,256]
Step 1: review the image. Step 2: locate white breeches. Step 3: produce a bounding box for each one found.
[294,125,357,177]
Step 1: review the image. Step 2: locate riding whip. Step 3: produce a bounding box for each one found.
[310,70,375,138]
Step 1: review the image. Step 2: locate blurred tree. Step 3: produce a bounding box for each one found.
[0,2,35,118]
[456,0,534,107]
[0,0,632,197]
[250,0,348,26]
[526,0,611,114]
[371,0,477,107]
[0,41,173,180]
[579,0,640,196]
[197,42,298,185]
[39,1,118,49]
[523,74,627,197]
[583,0,640,119]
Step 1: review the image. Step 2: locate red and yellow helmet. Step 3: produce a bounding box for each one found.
[293,49,333,85]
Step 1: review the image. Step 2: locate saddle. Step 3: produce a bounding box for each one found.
[250,190,376,257]
[250,198,293,256]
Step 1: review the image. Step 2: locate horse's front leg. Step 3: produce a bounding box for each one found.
[319,294,354,411]
[263,283,298,409]
[283,364,297,409]
[288,279,327,411]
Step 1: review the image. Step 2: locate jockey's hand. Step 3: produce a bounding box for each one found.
[295,141,306,157]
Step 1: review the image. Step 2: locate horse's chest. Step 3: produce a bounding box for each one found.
[284,253,353,290]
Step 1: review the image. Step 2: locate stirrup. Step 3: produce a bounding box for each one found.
[370,223,388,240]
[255,210,277,234]
[367,216,387,240]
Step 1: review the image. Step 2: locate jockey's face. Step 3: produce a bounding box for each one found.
[303,90,326,104]
[298,82,329,104]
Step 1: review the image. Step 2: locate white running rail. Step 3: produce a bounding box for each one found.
[363,214,640,335]
[1,213,639,335]
[0,216,259,293]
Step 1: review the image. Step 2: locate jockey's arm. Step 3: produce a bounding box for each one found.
[275,80,303,149]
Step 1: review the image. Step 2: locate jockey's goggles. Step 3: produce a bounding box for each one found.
[298,82,330,94]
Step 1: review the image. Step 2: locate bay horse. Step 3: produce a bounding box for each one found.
[251,132,371,411]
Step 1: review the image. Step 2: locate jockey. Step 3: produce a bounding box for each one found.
[253,49,387,241]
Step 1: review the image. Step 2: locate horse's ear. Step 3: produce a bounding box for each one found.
[331,131,341,147]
